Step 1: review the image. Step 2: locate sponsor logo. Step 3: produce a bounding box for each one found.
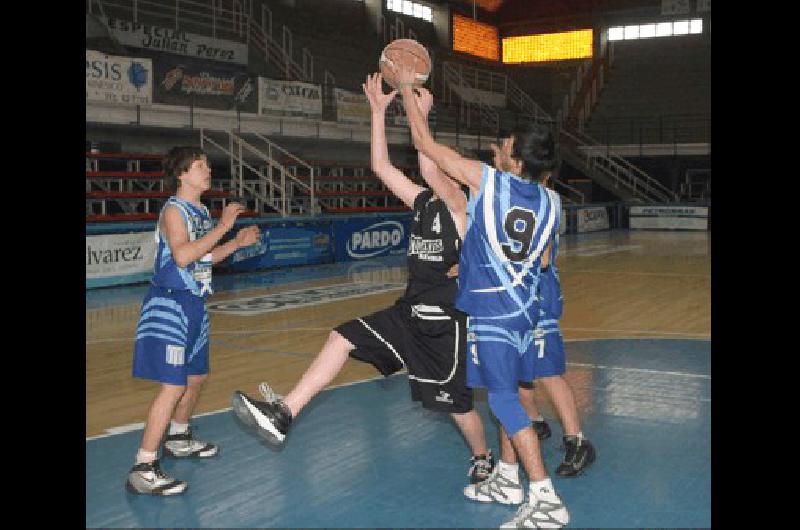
[435,390,454,404]
[86,244,144,265]
[208,282,404,315]
[166,345,185,366]
[581,209,603,222]
[408,235,444,262]
[346,221,405,259]
[128,62,148,90]
[161,66,237,96]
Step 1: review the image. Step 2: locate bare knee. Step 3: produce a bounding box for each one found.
[327,330,355,351]
[187,374,208,390]
[157,383,187,402]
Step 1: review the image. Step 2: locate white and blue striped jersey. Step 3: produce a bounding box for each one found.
[455,163,560,330]
[151,197,215,297]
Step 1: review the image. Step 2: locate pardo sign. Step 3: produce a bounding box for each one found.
[347,221,405,259]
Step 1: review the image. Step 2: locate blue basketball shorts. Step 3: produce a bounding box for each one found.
[132,285,210,385]
[530,326,566,379]
[466,318,538,392]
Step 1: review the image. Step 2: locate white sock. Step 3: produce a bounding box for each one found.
[529,477,559,503]
[497,460,519,480]
[135,449,157,465]
[531,415,544,422]
[169,421,189,435]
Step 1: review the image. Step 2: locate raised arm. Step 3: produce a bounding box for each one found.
[362,73,424,208]
[413,89,467,221]
[393,65,483,195]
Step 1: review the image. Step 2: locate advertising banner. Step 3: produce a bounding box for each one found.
[577,207,610,233]
[335,88,371,124]
[86,231,156,287]
[629,206,708,230]
[258,78,323,118]
[100,15,248,65]
[86,50,153,105]
[226,224,333,271]
[152,54,257,111]
[333,217,412,262]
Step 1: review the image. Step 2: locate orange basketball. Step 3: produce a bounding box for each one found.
[379,39,431,89]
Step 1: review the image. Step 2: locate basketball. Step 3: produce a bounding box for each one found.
[378,39,431,89]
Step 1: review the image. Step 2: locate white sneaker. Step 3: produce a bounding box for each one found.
[464,465,524,505]
[125,459,188,496]
[499,487,569,528]
[163,426,219,458]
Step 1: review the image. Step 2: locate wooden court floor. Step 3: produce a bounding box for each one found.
[86,229,710,438]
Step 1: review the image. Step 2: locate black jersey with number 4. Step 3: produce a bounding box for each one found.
[401,188,461,307]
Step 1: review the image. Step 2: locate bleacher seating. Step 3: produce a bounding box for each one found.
[585,35,710,144]
[86,151,260,221]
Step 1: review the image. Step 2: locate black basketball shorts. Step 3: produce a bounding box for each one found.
[335,300,473,414]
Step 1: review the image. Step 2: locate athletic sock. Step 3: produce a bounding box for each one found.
[169,421,189,435]
[497,460,520,480]
[135,449,157,465]
[529,477,559,503]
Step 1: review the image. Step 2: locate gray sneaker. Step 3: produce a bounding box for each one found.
[500,488,569,528]
[163,426,219,458]
[125,459,188,496]
[463,465,524,505]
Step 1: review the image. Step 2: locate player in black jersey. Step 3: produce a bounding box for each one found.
[230,72,494,485]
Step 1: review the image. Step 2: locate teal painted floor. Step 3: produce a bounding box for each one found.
[86,338,711,528]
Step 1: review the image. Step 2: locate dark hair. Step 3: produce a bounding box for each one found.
[502,123,557,181]
[163,146,206,191]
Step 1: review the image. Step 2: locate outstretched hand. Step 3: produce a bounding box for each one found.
[362,73,397,114]
[389,60,419,90]
[412,86,433,117]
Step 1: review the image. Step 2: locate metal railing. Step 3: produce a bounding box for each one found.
[89,0,246,40]
[561,127,677,202]
[441,62,499,133]
[199,128,318,216]
[585,114,710,145]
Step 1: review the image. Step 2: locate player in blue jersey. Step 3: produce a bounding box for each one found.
[126,146,260,496]
[395,64,569,528]
[518,177,596,476]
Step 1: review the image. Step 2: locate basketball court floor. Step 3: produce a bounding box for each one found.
[86,229,711,528]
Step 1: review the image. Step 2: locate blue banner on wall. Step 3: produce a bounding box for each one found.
[333,216,412,262]
[226,224,333,271]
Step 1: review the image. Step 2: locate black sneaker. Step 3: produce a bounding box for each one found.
[468,449,495,484]
[231,387,292,445]
[125,459,188,496]
[163,426,219,458]
[532,419,552,440]
[556,435,596,477]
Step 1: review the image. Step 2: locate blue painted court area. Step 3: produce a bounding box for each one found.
[86,338,710,528]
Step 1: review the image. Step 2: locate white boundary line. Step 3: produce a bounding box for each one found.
[87,327,709,345]
[86,337,710,442]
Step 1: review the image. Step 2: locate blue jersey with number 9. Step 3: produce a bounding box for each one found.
[456,163,560,330]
